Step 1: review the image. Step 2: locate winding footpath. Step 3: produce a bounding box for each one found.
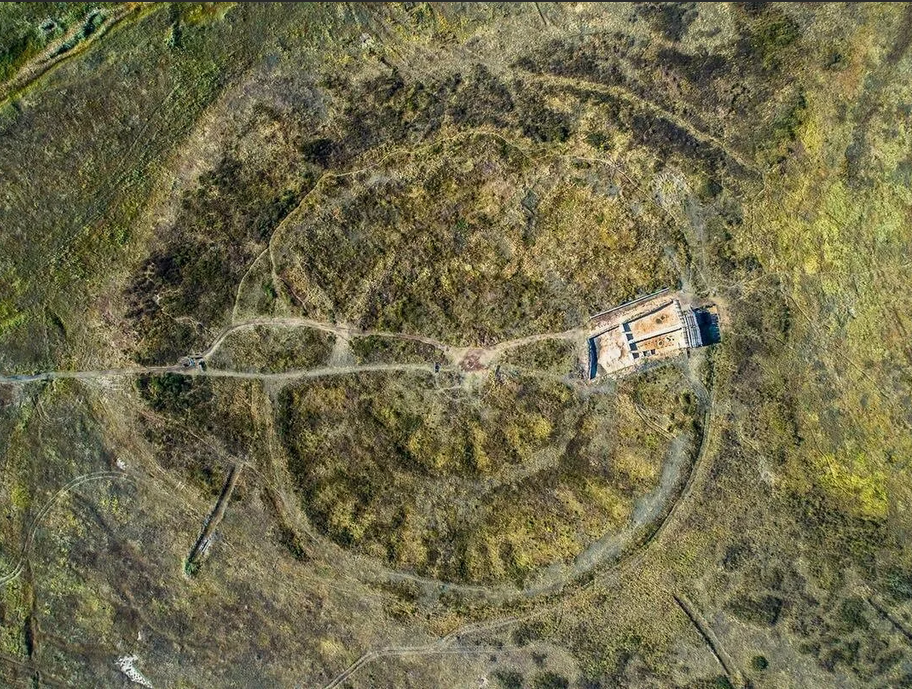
[0,312,721,689]
[0,317,588,386]
[315,355,720,688]
[319,613,543,689]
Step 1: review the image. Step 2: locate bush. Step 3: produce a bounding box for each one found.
[750,654,768,671]
[533,672,569,689]
[493,670,523,689]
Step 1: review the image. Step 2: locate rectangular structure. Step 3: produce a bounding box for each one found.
[587,292,719,380]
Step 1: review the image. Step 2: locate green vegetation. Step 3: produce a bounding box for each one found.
[1,3,911,687]
[127,153,320,364]
[739,5,801,70]
[136,373,255,495]
[0,3,328,374]
[494,669,524,689]
[500,339,579,376]
[137,372,213,417]
[349,335,443,366]
[275,133,677,347]
[279,366,699,584]
[533,672,569,689]
[0,3,104,82]
[184,559,200,577]
[208,325,333,373]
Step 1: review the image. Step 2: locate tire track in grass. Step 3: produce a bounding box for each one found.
[319,612,545,689]
[0,470,129,587]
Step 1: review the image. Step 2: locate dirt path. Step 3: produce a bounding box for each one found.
[0,366,176,384]
[1,306,716,603]
[867,595,912,646]
[319,613,541,689]
[314,368,720,687]
[0,362,438,385]
[1,316,591,385]
[199,316,589,370]
[0,306,724,686]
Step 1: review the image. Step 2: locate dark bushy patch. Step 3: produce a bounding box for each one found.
[533,671,569,689]
[635,3,699,42]
[126,155,314,364]
[726,594,784,626]
[494,669,524,689]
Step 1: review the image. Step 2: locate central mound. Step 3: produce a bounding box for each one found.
[279,365,702,585]
[265,129,703,586]
[270,133,680,346]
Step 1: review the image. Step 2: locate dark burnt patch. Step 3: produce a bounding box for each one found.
[447,64,515,129]
[656,47,727,84]
[634,2,699,42]
[126,155,316,365]
[516,89,572,143]
[513,34,631,88]
[329,68,448,160]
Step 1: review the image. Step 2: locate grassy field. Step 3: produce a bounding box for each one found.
[278,366,700,585]
[500,339,581,377]
[349,335,443,365]
[0,3,911,688]
[207,325,334,373]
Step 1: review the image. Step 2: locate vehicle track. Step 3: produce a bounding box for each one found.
[314,364,720,687]
[0,651,69,688]
[319,613,543,689]
[0,471,128,587]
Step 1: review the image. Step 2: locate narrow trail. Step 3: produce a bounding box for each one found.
[486,328,582,353]
[198,317,454,360]
[0,295,719,687]
[0,362,438,385]
[347,356,718,609]
[261,127,531,310]
[314,364,720,688]
[319,613,542,689]
[0,471,128,587]
[200,316,587,363]
[0,651,70,688]
[0,316,591,386]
